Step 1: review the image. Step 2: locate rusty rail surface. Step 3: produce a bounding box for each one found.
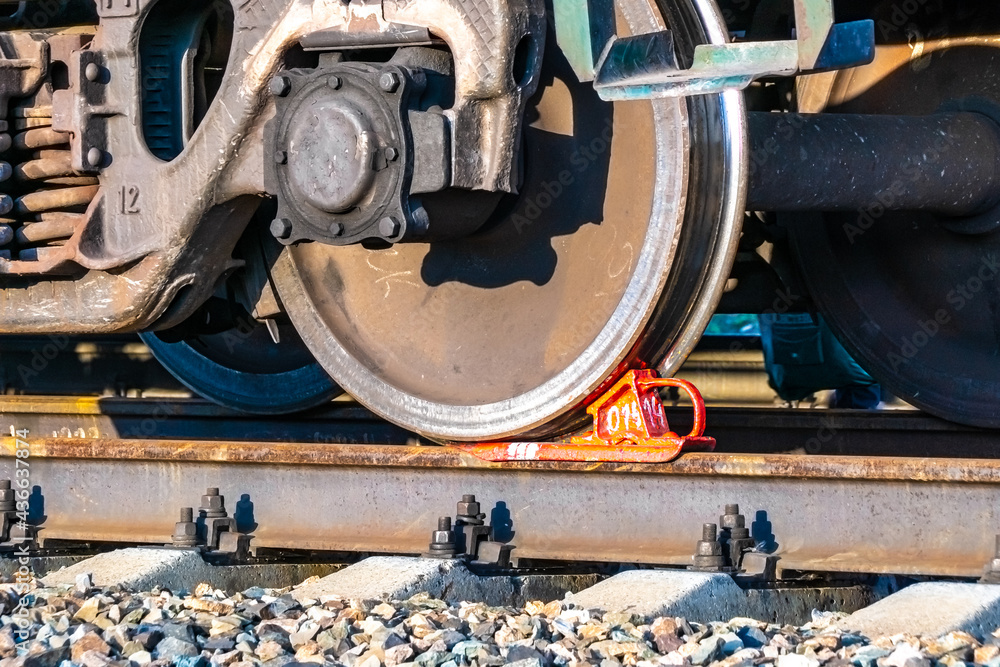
[1,431,998,578]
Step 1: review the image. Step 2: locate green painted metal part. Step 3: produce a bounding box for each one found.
[551,0,614,82]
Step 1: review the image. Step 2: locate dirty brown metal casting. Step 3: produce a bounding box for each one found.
[0,0,545,329]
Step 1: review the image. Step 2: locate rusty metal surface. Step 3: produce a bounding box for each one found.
[7,436,1000,482]
[1,435,998,576]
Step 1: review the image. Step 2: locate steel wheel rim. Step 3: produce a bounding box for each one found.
[273,0,745,441]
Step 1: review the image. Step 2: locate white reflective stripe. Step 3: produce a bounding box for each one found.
[505,442,542,460]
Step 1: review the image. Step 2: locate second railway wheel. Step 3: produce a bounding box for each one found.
[271,0,745,441]
[788,13,1000,427]
[142,226,340,415]
[140,323,339,415]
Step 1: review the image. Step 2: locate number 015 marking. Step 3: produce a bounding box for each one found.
[99,0,139,17]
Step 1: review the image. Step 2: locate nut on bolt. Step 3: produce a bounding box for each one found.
[172,508,199,548]
[720,503,755,566]
[427,516,459,558]
[379,71,400,93]
[691,523,726,572]
[456,494,486,526]
[200,488,227,518]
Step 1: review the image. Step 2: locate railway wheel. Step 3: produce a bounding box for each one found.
[141,325,339,415]
[271,0,746,440]
[787,17,1000,428]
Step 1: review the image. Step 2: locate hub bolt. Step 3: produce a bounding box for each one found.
[274,150,288,165]
[172,508,199,548]
[385,147,399,162]
[270,75,292,97]
[328,75,342,90]
[427,516,459,558]
[329,222,345,237]
[270,218,293,240]
[379,216,401,239]
[379,71,400,93]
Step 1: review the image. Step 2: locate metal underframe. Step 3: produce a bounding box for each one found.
[3,434,999,578]
[0,0,545,332]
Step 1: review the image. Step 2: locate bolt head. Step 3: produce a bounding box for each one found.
[328,75,342,90]
[384,147,399,162]
[379,71,400,93]
[379,217,401,238]
[270,75,292,97]
[329,222,345,237]
[87,148,104,167]
[85,63,102,82]
[270,218,293,240]
[274,150,288,165]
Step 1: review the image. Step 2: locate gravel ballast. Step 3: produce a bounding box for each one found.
[2,574,1000,667]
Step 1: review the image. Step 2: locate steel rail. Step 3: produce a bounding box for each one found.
[2,434,998,578]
